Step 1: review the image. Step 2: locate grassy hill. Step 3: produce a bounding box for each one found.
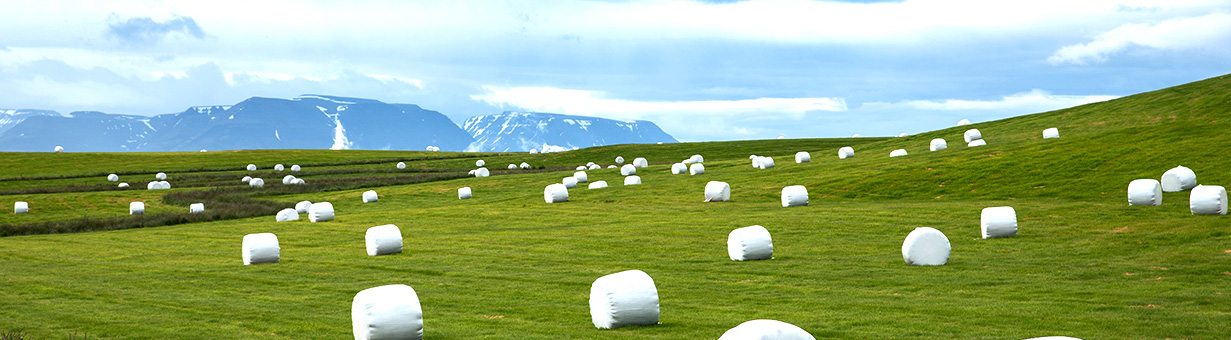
[0,74,1227,339]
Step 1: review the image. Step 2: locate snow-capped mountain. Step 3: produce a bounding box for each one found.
[463,111,677,152]
[0,109,62,136]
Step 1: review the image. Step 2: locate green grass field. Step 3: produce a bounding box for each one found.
[0,75,1228,339]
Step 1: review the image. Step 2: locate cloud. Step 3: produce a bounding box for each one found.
[107,15,206,45]
[863,89,1120,112]
[1048,12,1231,65]
[470,86,846,120]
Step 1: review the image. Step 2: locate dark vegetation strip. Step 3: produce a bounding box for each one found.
[0,329,90,340]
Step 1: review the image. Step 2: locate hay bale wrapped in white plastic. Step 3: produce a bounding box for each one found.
[1127,179,1162,206]
[308,202,335,222]
[689,154,704,163]
[851,133,861,138]
[633,157,648,168]
[968,139,987,147]
[889,149,907,157]
[249,178,264,188]
[189,203,204,214]
[781,185,808,207]
[902,227,950,265]
[717,319,814,340]
[291,165,301,172]
[671,163,687,174]
[458,187,472,199]
[475,159,485,167]
[1161,165,1197,192]
[362,190,379,203]
[520,162,531,169]
[616,156,625,164]
[563,177,578,189]
[147,181,158,190]
[795,151,810,163]
[757,156,775,169]
[1042,128,1060,139]
[118,183,129,188]
[427,145,440,151]
[397,162,406,169]
[964,129,982,143]
[981,206,1018,239]
[1190,185,1227,215]
[544,183,569,203]
[589,181,608,189]
[587,162,597,167]
[930,138,947,151]
[508,164,517,169]
[689,163,705,175]
[159,181,171,189]
[130,202,144,215]
[576,166,587,171]
[155,172,167,180]
[246,164,257,171]
[274,164,285,171]
[283,175,297,184]
[352,284,424,340]
[14,201,28,214]
[242,176,252,183]
[574,171,589,183]
[705,181,731,202]
[957,118,971,126]
[607,165,616,168]
[728,225,772,261]
[591,164,604,170]
[276,208,299,222]
[621,164,637,176]
[366,224,403,256]
[107,174,119,182]
[242,233,280,265]
[474,168,490,177]
[838,146,855,159]
[624,176,641,186]
[589,270,659,329]
[295,200,313,213]
[293,178,305,185]
[54,145,64,153]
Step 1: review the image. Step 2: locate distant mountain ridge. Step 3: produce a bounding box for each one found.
[463,111,677,152]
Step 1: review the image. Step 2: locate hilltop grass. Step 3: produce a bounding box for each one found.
[0,74,1228,339]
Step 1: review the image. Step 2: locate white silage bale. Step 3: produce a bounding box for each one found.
[689,163,705,175]
[1127,179,1162,206]
[781,185,808,207]
[1190,185,1227,215]
[574,171,588,183]
[249,178,264,188]
[54,145,64,153]
[242,233,280,265]
[589,164,602,170]
[458,187,472,199]
[930,138,947,151]
[293,178,305,185]
[727,225,772,261]
[968,139,987,147]
[957,118,971,126]
[14,201,28,214]
[607,165,616,168]
[838,146,855,159]
[717,319,815,340]
[508,164,517,169]
[295,200,313,213]
[563,177,578,189]
[365,224,403,256]
[474,168,490,177]
[246,164,257,171]
[633,157,648,168]
[587,162,597,167]
[308,202,335,222]
[159,181,171,189]
[291,165,301,172]
[851,133,861,138]
[362,190,379,203]
[964,129,982,143]
[589,181,608,189]
[616,156,625,164]
[624,176,641,186]
[529,149,538,154]
[276,208,299,222]
[147,181,158,190]
[902,227,950,266]
[795,151,810,163]
[705,181,731,202]
[118,183,129,188]
[751,156,761,168]
[889,149,907,157]
[1042,128,1060,139]
[274,164,284,171]
[898,133,908,137]
[242,176,252,183]
[576,166,587,171]
[107,174,119,182]
[589,270,659,329]
[397,162,406,169]
[352,284,424,340]
[981,206,1018,239]
[520,162,531,169]
[283,175,296,184]
[130,202,144,215]
[544,183,569,203]
[1161,165,1197,192]
[621,164,637,176]
[189,203,204,214]
[690,154,704,163]
[757,157,775,169]
[467,169,476,176]
[671,163,687,174]
[475,159,485,167]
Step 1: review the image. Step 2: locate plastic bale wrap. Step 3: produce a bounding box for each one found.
[14,201,28,214]
[671,163,687,174]
[246,164,257,171]
[147,181,158,190]
[1127,179,1162,206]
[308,202,335,222]
[1190,185,1227,215]
[902,227,950,265]
[750,156,761,168]
[964,129,982,143]
[508,164,517,169]
[242,176,252,183]
[544,183,569,203]
[107,174,119,182]
[54,145,64,153]
[1161,165,1197,192]
[189,203,205,214]
[718,319,815,340]
[276,208,299,222]
[159,181,171,189]
[295,200,313,213]
[397,162,406,169]
[118,183,129,188]
[781,185,808,207]
[576,166,586,171]
[689,163,706,175]
[589,164,602,170]
[529,149,539,154]
[968,139,987,147]
[366,224,403,256]
[930,138,947,151]
[362,190,379,203]
[633,157,649,168]
[157,172,168,180]
[705,181,732,202]
[458,187,472,199]
[293,178,305,185]
[249,178,264,188]
[283,175,297,184]
[129,202,145,215]
[981,206,1018,239]
[1042,128,1060,139]
[352,284,423,340]
[621,164,637,176]
[475,159,485,167]
[291,165,301,172]
[690,154,705,163]
[589,181,609,189]
[757,157,775,169]
[795,151,811,163]
[728,225,773,261]
[624,176,641,186]
[838,146,855,159]
[274,164,284,171]
[474,168,490,177]
[574,171,589,183]
[957,118,971,126]
[563,177,579,189]
[889,149,907,157]
[520,162,531,169]
[589,270,659,329]
[615,156,625,164]
[241,233,280,265]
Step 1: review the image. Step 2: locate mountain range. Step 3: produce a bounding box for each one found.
[0,95,675,152]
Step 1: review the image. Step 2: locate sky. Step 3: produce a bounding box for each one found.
[0,0,1227,142]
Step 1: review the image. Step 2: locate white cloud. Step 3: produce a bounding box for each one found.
[1049,12,1231,65]
[864,89,1120,112]
[470,86,845,120]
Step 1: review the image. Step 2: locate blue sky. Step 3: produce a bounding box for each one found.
[0,0,1227,142]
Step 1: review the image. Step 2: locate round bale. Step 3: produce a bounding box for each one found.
[621,164,637,176]
[352,284,423,340]
[795,151,811,163]
[308,202,335,222]
[902,227,950,266]
[689,163,705,175]
[458,187,472,199]
[1127,179,1162,206]
[718,319,815,340]
[1190,185,1227,215]
[624,176,641,186]
[589,270,659,329]
[981,206,1018,239]
[362,190,379,203]
[544,183,569,203]
[276,208,299,222]
[241,233,280,265]
[728,225,772,261]
[781,185,808,207]
[1161,165,1197,192]
[705,181,731,202]
[366,224,403,256]
[930,138,947,151]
